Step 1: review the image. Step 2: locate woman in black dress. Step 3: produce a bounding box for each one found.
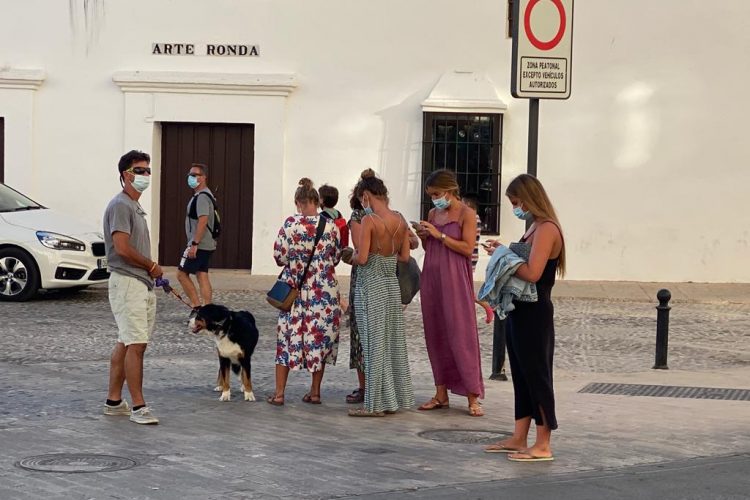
[483,174,565,462]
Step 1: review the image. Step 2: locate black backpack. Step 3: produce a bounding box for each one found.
[188,192,222,239]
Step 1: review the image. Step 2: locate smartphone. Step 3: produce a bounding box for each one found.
[410,220,422,230]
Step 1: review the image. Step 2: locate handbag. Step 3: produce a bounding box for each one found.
[396,256,421,305]
[266,217,326,311]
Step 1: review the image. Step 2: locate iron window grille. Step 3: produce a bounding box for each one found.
[421,112,503,234]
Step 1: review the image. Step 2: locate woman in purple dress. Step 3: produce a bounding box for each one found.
[415,169,484,417]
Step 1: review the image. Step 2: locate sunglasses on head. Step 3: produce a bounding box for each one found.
[127,167,152,175]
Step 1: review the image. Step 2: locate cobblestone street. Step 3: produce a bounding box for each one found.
[3,285,749,372]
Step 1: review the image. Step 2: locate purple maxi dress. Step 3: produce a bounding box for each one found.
[420,213,485,398]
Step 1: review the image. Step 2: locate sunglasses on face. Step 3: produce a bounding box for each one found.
[188,172,204,177]
[127,167,152,175]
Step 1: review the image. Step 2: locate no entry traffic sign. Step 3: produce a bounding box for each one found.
[511,0,574,99]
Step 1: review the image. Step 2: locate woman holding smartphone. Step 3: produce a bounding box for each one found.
[414,169,485,417]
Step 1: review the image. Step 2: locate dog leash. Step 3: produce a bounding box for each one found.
[154,277,193,309]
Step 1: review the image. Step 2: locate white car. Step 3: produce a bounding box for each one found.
[0,182,109,301]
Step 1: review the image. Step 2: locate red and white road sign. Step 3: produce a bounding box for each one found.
[511,0,574,99]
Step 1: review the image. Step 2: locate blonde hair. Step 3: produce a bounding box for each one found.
[506,174,566,276]
[425,169,460,198]
[295,177,319,205]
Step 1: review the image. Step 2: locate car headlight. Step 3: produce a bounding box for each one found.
[36,231,86,251]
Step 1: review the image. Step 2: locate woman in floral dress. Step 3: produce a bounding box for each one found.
[267,178,342,406]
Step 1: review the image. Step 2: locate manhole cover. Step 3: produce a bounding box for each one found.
[418,429,511,444]
[17,454,136,473]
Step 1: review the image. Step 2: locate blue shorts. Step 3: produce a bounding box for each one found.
[178,249,213,274]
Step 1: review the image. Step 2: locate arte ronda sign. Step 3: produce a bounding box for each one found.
[151,43,260,57]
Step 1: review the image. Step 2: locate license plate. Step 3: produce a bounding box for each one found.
[97,258,108,269]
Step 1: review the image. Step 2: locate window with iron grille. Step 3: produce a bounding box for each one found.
[421,112,503,234]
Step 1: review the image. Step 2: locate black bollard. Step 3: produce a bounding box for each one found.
[653,289,671,369]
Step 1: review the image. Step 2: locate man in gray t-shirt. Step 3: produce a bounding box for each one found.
[101,150,162,426]
[177,163,217,319]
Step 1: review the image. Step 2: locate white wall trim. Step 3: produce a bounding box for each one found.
[0,68,46,90]
[422,71,507,114]
[112,71,298,96]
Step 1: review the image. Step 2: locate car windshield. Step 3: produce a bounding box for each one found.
[0,183,45,212]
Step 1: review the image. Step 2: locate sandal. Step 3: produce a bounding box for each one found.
[347,408,385,417]
[468,402,484,417]
[266,394,284,406]
[302,393,322,404]
[418,397,450,411]
[345,388,364,404]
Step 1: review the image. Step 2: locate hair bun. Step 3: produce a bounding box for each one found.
[298,177,314,189]
[360,168,376,180]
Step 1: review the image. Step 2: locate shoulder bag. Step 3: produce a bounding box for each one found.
[266,217,326,311]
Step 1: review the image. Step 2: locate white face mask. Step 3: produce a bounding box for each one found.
[131,174,151,193]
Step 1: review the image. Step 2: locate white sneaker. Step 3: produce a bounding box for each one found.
[103,400,130,416]
[129,406,159,425]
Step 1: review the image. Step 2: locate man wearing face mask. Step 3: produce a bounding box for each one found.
[177,163,217,320]
[102,150,162,425]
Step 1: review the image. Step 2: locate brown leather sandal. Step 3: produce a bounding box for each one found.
[302,393,321,404]
[418,397,450,411]
[266,394,284,406]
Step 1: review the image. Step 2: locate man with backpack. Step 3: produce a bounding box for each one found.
[177,162,220,319]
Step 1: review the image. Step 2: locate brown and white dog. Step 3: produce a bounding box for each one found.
[189,304,259,402]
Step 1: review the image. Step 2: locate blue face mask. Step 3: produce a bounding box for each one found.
[132,174,150,193]
[187,175,200,189]
[362,196,374,215]
[432,195,451,210]
[513,206,533,221]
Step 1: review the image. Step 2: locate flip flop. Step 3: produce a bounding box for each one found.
[302,393,322,405]
[507,452,554,462]
[484,444,524,454]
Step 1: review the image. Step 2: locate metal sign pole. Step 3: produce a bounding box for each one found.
[527,97,539,177]
[526,97,539,229]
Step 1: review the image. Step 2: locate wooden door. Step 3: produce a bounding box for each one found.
[159,122,255,269]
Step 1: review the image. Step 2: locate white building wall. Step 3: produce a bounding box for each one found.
[0,0,747,281]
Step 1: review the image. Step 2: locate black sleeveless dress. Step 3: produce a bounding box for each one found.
[506,247,559,430]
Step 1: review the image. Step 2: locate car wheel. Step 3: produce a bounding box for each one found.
[0,248,40,302]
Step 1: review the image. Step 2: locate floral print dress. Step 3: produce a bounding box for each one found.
[274,215,342,372]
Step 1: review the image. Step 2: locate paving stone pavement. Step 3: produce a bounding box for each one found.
[1,284,749,499]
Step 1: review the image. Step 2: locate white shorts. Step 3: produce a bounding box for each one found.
[108,272,156,346]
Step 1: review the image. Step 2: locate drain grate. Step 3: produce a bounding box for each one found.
[579,383,750,401]
[418,429,511,444]
[17,454,137,473]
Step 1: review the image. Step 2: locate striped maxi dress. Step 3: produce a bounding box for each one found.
[354,253,415,413]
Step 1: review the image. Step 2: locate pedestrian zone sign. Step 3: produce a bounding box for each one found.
[511,0,574,99]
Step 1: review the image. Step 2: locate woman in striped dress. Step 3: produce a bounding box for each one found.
[348,169,415,417]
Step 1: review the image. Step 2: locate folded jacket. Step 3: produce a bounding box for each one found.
[477,245,537,320]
